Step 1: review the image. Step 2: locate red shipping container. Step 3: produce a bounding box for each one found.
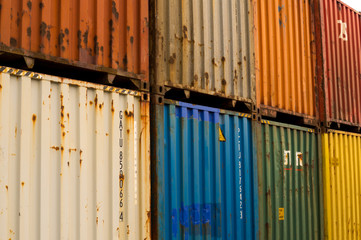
[315,0,361,127]
[0,0,148,85]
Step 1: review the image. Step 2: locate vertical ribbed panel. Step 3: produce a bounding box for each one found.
[152,100,258,239]
[256,121,322,239]
[152,0,255,102]
[0,0,148,80]
[254,0,316,117]
[323,130,361,240]
[0,70,150,240]
[316,0,361,126]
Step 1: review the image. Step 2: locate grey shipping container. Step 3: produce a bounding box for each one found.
[150,0,255,105]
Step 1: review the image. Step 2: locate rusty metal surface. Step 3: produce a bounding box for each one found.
[254,0,317,117]
[0,0,149,81]
[315,0,361,127]
[150,0,255,102]
[256,120,323,240]
[0,67,150,240]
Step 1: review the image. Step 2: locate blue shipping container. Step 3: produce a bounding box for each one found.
[151,99,258,239]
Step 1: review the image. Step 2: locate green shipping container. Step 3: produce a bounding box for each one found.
[255,120,323,239]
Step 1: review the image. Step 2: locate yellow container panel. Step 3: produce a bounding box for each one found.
[323,130,361,240]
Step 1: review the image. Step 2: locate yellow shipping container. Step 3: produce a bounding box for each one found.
[322,130,361,240]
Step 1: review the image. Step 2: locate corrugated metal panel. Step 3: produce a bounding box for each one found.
[255,120,323,239]
[151,100,258,239]
[316,0,361,126]
[0,0,148,81]
[254,0,317,117]
[322,130,361,240]
[151,0,255,102]
[0,68,150,240]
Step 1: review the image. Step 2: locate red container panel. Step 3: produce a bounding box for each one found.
[316,0,361,126]
[0,0,148,81]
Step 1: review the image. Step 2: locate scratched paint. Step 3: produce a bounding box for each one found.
[151,100,258,239]
[0,67,150,240]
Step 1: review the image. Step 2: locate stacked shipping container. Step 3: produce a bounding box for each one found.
[150,0,255,105]
[0,0,149,88]
[0,68,150,239]
[254,0,318,124]
[151,100,258,239]
[316,0,361,128]
[0,0,151,239]
[256,120,323,239]
[0,0,361,239]
[322,130,361,239]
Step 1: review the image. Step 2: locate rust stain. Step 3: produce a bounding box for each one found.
[94,95,98,106]
[80,159,83,167]
[124,110,133,117]
[105,133,109,136]
[32,114,37,122]
[69,148,77,152]
[96,217,98,224]
[5,185,8,191]
[15,127,17,137]
[21,182,24,187]
[127,225,130,235]
[89,101,93,105]
[111,100,115,113]
[50,146,60,151]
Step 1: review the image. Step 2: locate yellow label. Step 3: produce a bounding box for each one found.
[279,208,284,220]
[219,127,226,142]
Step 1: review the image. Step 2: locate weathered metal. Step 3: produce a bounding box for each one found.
[0,0,148,82]
[322,130,361,240]
[255,120,323,239]
[151,99,258,239]
[0,67,150,240]
[315,0,361,128]
[150,0,255,103]
[254,0,317,119]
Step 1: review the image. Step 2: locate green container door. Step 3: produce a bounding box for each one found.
[255,120,323,240]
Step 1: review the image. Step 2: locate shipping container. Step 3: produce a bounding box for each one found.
[151,99,258,239]
[315,0,361,127]
[322,130,361,240]
[255,120,323,239]
[0,0,148,85]
[150,0,255,103]
[254,0,317,121]
[0,67,150,240]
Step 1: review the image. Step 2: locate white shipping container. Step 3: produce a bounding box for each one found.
[0,67,150,240]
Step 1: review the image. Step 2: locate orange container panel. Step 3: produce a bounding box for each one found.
[254,0,317,118]
[0,0,148,81]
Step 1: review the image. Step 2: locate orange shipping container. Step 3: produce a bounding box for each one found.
[254,0,317,124]
[0,0,148,85]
